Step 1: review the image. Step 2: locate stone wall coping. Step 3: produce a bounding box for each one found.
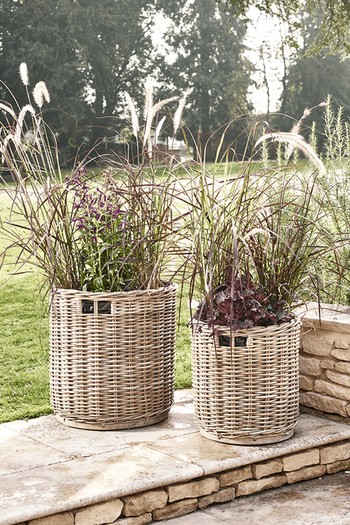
[296,302,350,333]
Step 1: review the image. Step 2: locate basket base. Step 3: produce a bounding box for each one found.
[55,410,170,431]
[199,427,295,445]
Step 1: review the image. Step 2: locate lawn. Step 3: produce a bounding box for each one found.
[0,190,51,422]
[0,273,51,422]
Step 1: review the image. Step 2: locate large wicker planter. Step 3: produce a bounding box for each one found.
[191,318,301,445]
[50,284,177,430]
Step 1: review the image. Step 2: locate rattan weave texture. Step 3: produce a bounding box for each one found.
[50,284,177,430]
[191,318,301,444]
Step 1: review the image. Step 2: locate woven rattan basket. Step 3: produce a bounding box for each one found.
[191,317,301,445]
[50,284,177,430]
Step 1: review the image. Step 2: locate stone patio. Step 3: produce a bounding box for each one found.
[1,390,350,525]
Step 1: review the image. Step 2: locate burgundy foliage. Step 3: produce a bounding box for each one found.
[195,269,293,331]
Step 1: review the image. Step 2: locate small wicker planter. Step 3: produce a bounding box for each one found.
[191,318,301,445]
[50,284,177,430]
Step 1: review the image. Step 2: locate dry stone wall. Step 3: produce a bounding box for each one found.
[15,440,350,525]
[299,304,350,422]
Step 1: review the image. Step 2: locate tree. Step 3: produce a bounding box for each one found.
[223,0,350,54]
[0,0,87,161]
[277,10,350,147]
[71,0,156,146]
[0,0,157,161]
[156,0,253,160]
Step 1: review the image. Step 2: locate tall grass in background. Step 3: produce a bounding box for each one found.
[305,96,350,305]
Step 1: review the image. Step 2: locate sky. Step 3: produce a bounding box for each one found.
[245,7,290,114]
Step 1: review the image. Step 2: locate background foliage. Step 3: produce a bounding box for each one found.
[1,0,349,163]
[225,0,350,53]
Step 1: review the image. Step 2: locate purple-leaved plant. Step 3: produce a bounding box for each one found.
[69,169,131,292]
[195,268,293,331]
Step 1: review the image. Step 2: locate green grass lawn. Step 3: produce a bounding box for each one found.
[0,273,51,422]
[0,190,51,422]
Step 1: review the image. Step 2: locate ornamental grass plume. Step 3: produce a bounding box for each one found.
[19,62,29,86]
[255,131,326,174]
[256,101,328,173]
[173,88,193,136]
[125,81,191,161]
[143,93,177,156]
[15,104,36,143]
[124,92,139,138]
[33,81,51,108]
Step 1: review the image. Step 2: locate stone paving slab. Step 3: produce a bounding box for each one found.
[0,443,204,525]
[1,390,350,525]
[148,413,350,476]
[0,425,68,476]
[2,390,196,460]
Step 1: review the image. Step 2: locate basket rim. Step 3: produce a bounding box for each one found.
[191,316,301,337]
[51,281,177,299]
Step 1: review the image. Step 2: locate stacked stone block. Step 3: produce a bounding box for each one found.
[300,325,350,420]
[17,440,350,525]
